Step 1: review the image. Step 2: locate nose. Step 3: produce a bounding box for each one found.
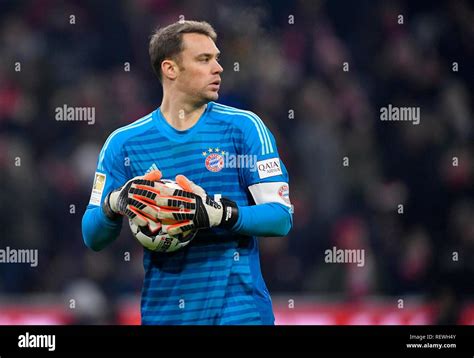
[213,59,223,74]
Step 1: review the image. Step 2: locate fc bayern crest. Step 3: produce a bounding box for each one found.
[203,147,225,172]
[278,184,291,204]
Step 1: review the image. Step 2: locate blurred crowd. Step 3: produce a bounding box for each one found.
[0,0,472,324]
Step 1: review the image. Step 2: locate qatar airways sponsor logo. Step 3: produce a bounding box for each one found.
[257,158,282,179]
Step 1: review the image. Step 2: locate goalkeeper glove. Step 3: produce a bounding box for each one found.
[102,170,163,232]
[132,175,239,236]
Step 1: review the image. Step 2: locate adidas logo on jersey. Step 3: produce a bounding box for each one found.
[145,163,160,175]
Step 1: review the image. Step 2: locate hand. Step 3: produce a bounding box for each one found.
[138,175,239,236]
[102,170,163,232]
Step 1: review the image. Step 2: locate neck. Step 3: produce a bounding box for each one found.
[160,92,208,131]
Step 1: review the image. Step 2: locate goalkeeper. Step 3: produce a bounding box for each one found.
[82,20,293,325]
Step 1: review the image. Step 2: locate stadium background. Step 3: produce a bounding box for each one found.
[0,0,472,325]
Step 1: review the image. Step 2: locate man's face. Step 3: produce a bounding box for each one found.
[174,33,223,103]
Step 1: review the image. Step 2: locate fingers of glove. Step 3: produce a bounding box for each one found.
[128,206,162,234]
[129,182,196,206]
[147,219,162,234]
[127,198,161,220]
[141,217,162,234]
[176,175,207,197]
[152,182,198,201]
[155,207,195,221]
[143,169,162,181]
[130,179,161,192]
[150,182,178,196]
[153,195,197,211]
[162,220,196,236]
[126,205,160,231]
[120,175,153,191]
[110,176,162,214]
[130,196,195,221]
[128,184,161,205]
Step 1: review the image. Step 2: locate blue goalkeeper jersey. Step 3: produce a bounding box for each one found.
[84,102,290,324]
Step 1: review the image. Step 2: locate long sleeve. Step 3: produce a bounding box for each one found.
[232,111,293,238]
[81,129,129,251]
[232,202,292,237]
[82,206,123,251]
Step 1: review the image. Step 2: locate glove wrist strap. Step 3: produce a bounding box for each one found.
[102,192,121,220]
[219,198,239,230]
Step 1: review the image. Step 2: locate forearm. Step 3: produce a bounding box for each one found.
[232,202,293,237]
[82,206,122,251]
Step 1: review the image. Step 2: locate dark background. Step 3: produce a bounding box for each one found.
[0,0,472,324]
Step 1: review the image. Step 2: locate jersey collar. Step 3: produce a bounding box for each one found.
[153,102,214,142]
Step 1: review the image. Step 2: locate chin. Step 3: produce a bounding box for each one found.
[203,92,219,102]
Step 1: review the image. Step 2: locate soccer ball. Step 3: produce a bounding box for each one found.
[129,220,196,252]
[128,179,197,253]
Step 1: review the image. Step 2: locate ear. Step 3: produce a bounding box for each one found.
[161,59,178,80]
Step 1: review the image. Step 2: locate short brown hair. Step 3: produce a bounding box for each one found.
[149,20,217,82]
